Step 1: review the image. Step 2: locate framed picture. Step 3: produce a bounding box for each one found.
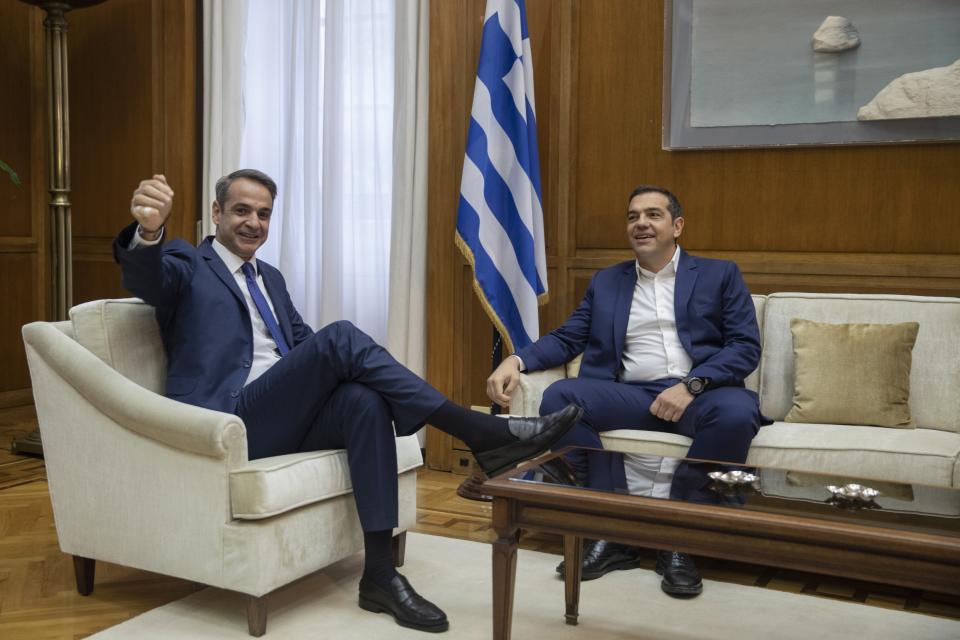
[663,0,960,149]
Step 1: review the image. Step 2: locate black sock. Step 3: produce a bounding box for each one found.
[426,400,517,452]
[362,530,398,589]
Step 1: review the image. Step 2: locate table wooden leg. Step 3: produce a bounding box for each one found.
[563,534,583,625]
[492,499,520,640]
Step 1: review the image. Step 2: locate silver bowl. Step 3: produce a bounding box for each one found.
[707,470,758,486]
[826,483,880,500]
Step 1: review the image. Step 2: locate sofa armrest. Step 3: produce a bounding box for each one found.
[509,366,566,416]
[23,321,247,461]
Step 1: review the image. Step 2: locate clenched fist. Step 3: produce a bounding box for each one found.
[130,175,174,239]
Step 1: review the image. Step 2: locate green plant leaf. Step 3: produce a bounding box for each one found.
[0,160,22,186]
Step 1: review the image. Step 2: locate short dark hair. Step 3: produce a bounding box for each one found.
[628,185,682,220]
[215,169,278,207]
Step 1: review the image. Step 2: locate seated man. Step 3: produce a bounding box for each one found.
[115,170,583,633]
[487,185,763,598]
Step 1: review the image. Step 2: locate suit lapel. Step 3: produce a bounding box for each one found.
[674,250,698,354]
[200,240,246,306]
[612,262,637,361]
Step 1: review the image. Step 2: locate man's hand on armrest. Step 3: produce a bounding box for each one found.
[486,354,523,409]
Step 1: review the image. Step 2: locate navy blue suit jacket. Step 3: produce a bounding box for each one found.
[516,251,760,387]
[113,222,314,413]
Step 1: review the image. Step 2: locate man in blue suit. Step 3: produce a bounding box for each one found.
[114,170,582,633]
[487,185,763,598]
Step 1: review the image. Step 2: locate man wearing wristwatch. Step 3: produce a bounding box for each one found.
[487,185,764,598]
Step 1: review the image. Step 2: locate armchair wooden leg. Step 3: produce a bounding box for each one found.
[393,531,407,567]
[247,595,268,637]
[73,556,95,595]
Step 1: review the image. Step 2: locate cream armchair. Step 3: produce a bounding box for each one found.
[22,299,422,636]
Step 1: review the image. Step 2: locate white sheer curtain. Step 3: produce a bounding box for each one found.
[239,0,395,343]
[387,0,430,378]
[201,0,246,237]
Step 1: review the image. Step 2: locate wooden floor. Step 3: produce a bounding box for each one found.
[1,405,958,639]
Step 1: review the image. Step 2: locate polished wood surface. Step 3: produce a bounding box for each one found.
[425,0,960,470]
[491,499,520,640]
[482,452,960,639]
[0,0,199,402]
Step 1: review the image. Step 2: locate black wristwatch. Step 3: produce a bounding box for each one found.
[681,376,709,396]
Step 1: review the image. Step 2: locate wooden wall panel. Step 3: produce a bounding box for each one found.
[0,254,39,392]
[426,0,960,468]
[1,0,198,406]
[0,0,45,406]
[0,2,36,239]
[69,0,198,310]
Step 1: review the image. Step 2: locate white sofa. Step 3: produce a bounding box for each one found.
[510,292,960,488]
[22,299,423,636]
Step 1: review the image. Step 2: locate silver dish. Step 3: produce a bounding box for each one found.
[707,470,758,486]
[826,483,880,500]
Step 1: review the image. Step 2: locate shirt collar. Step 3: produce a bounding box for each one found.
[212,237,259,276]
[636,245,681,280]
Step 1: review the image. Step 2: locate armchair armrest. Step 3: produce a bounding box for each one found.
[23,321,246,460]
[509,365,567,416]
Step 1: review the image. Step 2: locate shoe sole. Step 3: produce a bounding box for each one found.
[556,557,645,581]
[659,582,703,597]
[359,594,450,633]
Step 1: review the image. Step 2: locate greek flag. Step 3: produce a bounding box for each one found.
[455,0,547,354]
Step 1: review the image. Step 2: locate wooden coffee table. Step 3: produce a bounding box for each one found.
[481,448,960,640]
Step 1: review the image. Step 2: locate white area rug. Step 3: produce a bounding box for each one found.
[91,533,958,639]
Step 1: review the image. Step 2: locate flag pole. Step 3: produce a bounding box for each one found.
[490,328,503,415]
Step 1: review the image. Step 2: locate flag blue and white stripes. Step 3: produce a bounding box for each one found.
[455,0,548,354]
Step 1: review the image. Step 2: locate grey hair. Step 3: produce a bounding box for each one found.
[215,169,278,207]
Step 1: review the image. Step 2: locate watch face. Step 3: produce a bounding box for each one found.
[687,377,705,394]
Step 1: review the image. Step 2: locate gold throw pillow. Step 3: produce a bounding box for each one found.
[785,319,919,428]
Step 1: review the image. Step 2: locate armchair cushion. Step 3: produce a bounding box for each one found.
[69,298,166,394]
[230,435,423,519]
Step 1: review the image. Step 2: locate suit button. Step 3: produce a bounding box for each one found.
[231,391,239,398]
[243,361,251,368]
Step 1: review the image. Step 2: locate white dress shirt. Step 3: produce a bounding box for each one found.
[131,226,282,385]
[620,246,692,382]
[513,245,692,382]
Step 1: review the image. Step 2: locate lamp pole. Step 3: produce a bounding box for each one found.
[12,0,106,457]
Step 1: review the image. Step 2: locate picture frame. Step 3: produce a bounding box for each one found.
[662,0,960,150]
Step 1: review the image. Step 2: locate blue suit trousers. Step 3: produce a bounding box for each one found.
[236,320,445,531]
[539,378,761,491]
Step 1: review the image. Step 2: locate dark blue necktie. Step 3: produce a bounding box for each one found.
[240,261,290,356]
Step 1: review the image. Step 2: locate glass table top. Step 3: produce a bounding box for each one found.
[505,447,960,538]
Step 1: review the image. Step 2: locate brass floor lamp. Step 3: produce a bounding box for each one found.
[12,0,105,457]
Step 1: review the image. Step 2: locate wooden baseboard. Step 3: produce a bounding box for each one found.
[0,389,33,409]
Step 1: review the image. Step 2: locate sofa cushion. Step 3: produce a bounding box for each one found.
[230,434,423,519]
[760,293,960,433]
[69,298,166,394]
[600,423,960,487]
[785,319,918,428]
[747,422,960,487]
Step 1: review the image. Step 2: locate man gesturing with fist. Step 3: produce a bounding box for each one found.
[113,169,582,633]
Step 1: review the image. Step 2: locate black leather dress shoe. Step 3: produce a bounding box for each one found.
[555,540,644,581]
[358,574,449,632]
[656,550,703,596]
[474,404,583,478]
